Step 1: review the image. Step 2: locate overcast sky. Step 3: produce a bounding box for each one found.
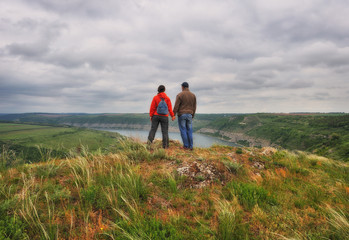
[1,0,349,113]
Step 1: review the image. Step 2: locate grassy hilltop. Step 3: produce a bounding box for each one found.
[0,139,348,239]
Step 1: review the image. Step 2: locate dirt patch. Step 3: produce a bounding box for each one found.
[177,161,229,188]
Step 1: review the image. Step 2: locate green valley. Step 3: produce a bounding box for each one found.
[1,113,348,161]
[0,122,121,167]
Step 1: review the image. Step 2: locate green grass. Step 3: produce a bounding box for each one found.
[0,137,348,239]
[223,181,278,210]
[0,123,119,150]
[0,122,121,166]
[217,200,248,240]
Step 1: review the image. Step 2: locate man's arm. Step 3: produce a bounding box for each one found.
[192,95,197,118]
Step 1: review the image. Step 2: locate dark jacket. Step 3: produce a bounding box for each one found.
[173,89,196,117]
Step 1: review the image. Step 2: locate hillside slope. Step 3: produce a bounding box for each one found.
[1,139,348,239]
[200,114,349,162]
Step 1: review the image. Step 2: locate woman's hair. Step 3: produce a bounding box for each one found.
[158,85,165,93]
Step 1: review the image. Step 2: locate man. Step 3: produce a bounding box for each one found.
[173,82,196,150]
[148,85,175,149]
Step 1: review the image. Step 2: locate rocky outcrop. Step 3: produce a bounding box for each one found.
[177,161,227,188]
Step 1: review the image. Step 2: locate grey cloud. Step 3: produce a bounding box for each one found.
[7,41,49,57]
[0,0,348,113]
[4,19,66,60]
[23,0,124,18]
[258,1,349,44]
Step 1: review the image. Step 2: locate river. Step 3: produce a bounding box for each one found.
[95,128,239,148]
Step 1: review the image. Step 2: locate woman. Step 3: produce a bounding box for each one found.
[148,85,175,148]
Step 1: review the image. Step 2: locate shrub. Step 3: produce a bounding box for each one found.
[0,199,29,239]
[151,148,167,160]
[0,145,18,169]
[272,161,286,168]
[235,148,243,154]
[0,215,29,240]
[310,160,318,167]
[223,161,242,174]
[126,148,150,162]
[294,199,306,209]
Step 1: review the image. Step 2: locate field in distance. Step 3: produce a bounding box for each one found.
[0,122,121,165]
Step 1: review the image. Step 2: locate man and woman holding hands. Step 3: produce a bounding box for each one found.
[148,82,196,150]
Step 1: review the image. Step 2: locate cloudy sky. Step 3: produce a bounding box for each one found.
[1,0,349,113]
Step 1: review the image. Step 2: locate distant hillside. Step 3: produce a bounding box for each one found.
[0,113,229,131]
[0,139,348,239]
[1,113,348,161]
[201,113,349,162]
[0,122,121,166]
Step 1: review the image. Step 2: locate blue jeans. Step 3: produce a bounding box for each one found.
[178,114,193,149]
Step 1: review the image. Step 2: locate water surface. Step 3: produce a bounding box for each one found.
[96,128,239,148]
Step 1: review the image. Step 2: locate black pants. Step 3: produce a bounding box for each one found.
[148,115,169,148]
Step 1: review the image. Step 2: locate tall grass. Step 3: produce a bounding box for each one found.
[167,173,178,194]
[327,206,349,239]
[36,145,54,162]
[223,161,243,175]
[107,195,182,240]
[116,139,151,162]
[67,156,92,192]
[0,137,348,239]
[18,174,58,239]
[151,148,167,160]
[33,159,62,179]
[216,199,248,240]
[103,160,148,207]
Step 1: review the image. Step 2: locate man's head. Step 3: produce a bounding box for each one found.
[181,82,189,90]
[158,85,165,93]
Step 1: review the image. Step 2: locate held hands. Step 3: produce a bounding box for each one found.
[151,116,175,121]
